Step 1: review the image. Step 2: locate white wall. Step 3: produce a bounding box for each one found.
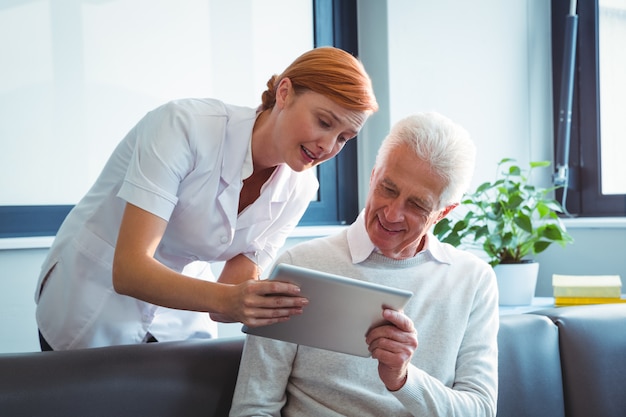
[534,220,626,296]
[355,0,626,309]
[0,248,48,352]
[0,0,312,206]
[358,0,554,191]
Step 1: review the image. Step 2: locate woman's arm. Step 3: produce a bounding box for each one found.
[209,254,259,323]
[218,253,261,284]
[112,203,307,327]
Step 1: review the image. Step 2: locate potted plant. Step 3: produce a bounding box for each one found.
[433,158,574,305]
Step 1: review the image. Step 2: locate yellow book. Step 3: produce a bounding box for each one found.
[552,274,622,298]
[555,296,626,306]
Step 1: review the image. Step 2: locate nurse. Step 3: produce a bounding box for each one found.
[35,47,378,351]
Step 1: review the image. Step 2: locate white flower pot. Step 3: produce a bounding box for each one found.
[493,262,540,306]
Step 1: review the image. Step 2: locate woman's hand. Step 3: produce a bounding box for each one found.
[210,254,308,325]
[210,279,308,326]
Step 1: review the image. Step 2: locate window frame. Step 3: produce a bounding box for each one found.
[0,0,359,237]
[551,0,626,216]
[301,0,359,225]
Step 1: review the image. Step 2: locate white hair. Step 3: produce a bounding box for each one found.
[374,112,476,209]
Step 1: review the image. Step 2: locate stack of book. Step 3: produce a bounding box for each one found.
[552,274,625,306]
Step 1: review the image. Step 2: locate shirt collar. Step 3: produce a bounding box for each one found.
[240,111,258,181]
[346,211,377,264]
[241,138,254,181]
[346,210,453,265]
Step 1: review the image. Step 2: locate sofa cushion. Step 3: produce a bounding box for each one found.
[497,314,565,417]
[0,336,245,417]
[533,304,626,417]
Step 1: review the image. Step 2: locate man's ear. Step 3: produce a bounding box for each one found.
[369,166,376,185]
[437,203,459,222]
[275,77,292,109]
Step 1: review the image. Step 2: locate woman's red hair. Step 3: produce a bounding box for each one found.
[261,47,378,114]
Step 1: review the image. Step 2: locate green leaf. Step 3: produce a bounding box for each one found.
[541,224,563,240]
[443,234,463,247]
[475,225,490,240]
[501,232,514,248]
[432,219,450,235]
[542,199,565,213]
[507,194,524,210]
[530,160,551,168]
[508,165,522,176]
[533,240,551,254]
[452,220,468,233]
[475,182,493,193]
[513,214,532,233]
[536,202,550,218]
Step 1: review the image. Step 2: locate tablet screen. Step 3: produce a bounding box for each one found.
[242,263,413,357]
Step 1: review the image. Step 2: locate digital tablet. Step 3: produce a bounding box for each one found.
[241,263,414,357]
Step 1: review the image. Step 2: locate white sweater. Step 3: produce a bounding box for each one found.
[230,214,499,417]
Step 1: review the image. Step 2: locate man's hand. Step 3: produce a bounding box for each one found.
[365,308,418,391]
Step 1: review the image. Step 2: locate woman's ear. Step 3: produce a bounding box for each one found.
[275,77,292,109]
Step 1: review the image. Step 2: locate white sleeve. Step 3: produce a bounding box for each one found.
[393,267,499,417]
[117,101,199,221]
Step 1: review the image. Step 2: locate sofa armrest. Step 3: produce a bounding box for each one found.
[497,314,565,417]
[532,304,626,417]
[0,336,245,417]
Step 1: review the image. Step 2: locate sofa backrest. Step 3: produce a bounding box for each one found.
[497,313,565,417]
[2,305,624,417]
[532,304,626,417]
[0,336,245,417]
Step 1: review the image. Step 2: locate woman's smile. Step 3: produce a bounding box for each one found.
[300,145,318,163]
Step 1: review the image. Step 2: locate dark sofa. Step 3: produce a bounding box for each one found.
[1,304,625,417]
[498,303,626,417]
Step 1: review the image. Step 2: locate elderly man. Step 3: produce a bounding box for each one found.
[229,113,499,417]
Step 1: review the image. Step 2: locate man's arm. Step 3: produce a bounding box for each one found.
[386,273,499,417]
[229,335,298,417]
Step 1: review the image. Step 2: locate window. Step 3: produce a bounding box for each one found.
[0,0,359,237]
[300,0,359,225]
[551,0,626,216]
[598,0,626,194]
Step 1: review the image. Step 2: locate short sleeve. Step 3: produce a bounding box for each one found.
[117,101,196,221]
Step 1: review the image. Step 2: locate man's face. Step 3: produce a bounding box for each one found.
[364,143,454,260]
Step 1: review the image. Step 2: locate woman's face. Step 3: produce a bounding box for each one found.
[272,78,369,172]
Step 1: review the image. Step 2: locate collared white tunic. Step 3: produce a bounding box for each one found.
[35,98,318,350]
